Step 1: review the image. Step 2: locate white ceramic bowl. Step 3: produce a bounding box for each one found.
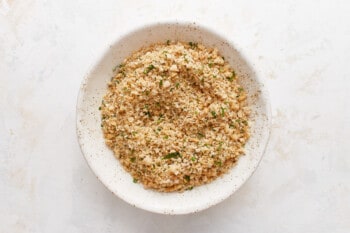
[76,22,271,215]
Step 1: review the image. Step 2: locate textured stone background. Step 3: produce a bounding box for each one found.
[1,0,349,232]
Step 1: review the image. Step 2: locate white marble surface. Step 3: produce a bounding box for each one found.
[1,0,349,232]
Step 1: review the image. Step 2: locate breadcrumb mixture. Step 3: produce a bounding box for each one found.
[100,41,250,192]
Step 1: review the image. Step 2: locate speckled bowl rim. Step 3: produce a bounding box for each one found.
[76,21,271,215]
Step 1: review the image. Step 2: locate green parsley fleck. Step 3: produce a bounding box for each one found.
[184,175,190,182]
[98,106,101,110]
[159,79,163,87]
[163,151,181,159]
[164,135,169,139]
[217,141,224,151]
[188,41,198,49]
[215,160,222,167]
[130,157,136,162]
[208,62,213,68]
[238,87,244,92]
[221,107,225,116]
[191,156,196,162]
[144,64,155,74]
[166,39,170,45]
[211,110,217,118]
[227,71,236,82]
[197,132,205,138]
[186,186,194,190]
[144,111,151,117]
[175,82,180,88]
[157,114,164,124]
[133,178,138,183]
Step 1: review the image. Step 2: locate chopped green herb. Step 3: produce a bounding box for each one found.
[221,107,225,116]
[184,175,190,182]
[236,119,241,124]
[157,114,164,124]
[242,120,248,125]
[227,71,236,82]
[175,82,180,88]
[238,87,244,92]
[163,151,181,159]
[130,157,136,162]
[144,90,150,96]
[215,160,222,167]
[191,156,196,162]
[157,127,162,131]
[100,124,103,127]
[211,110,217,118]
[133,178,138,183]
[164,135,169,139]
[229,123,235,128]
[144,111,151,117]
[144,64,155,74]
[188,41,198,49]
[208,62,213,68]
[166,39,170,45]
[159,79,163,87]
[155,102,161,107]
[197,132,205,138]
[98,106,101,110]
[217,141,224,151]
[186,186,193,190]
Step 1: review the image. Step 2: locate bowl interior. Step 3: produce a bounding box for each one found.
[76,22,270,214]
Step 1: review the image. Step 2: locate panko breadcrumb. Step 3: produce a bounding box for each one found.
[100,41,250,192]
